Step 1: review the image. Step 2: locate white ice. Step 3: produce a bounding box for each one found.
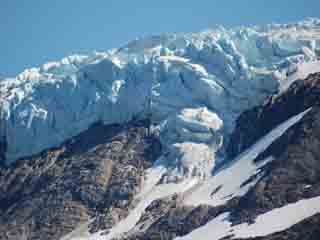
[61,163,199,240]
[280,60,320,91]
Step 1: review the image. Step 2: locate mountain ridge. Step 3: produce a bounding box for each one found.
[1,19,320,240]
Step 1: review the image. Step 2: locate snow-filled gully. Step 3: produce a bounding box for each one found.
[63,108,311,240]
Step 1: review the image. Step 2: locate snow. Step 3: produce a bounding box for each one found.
[158,55,189,63]
[280,60,320,91]
[62,164,199,240]
[63,105,304,240]
[234,196,320,238]
[60,222,91,240]
[1,19,320,181]
[136,162,167,198]
[100,164,170,239]
[176,196,320,240]
[161,107,223,143]
[175,212,231,240]
[158,107,224,180]
[100,178,199,240]
[183,109,310,207]
[163,142,215,182]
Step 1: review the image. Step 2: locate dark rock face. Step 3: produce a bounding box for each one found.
[224,73,320,224]
[142,198,241,240]
[121,196,240,240]
[227,72,320,159]
[0,138,6,165]
[230,106,320,224]
[220,73,320,239]
[0,121,161,240]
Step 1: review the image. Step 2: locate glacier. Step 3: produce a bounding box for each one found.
[1,18,320,180]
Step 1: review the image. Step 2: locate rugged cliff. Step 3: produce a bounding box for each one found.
[0,121,161,240]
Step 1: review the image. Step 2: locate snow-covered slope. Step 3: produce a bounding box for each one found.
[61,164,199,240]
[1,19,320,182]
[61,106,311,240]
[183,108,310,207]
[176,196,320,240]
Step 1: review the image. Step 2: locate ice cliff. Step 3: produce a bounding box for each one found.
[1,19,320,179]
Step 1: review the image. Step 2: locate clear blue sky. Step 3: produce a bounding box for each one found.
[1,0,319,77]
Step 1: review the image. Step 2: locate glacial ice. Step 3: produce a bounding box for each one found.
[1,19,320,180]
[160,107,223,145]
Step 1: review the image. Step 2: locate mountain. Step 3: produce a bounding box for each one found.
[0,19,320,240]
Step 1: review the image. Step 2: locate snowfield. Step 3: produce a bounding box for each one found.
[176,196,320,240]
[183,109,311,207]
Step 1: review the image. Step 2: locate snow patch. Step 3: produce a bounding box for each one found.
[61,164,199,240]
[281,60,320,91]
[163,142,215,182]
[176,196,320,240]
[183,109,310,207]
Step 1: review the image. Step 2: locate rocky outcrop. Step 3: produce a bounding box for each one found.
[227,72,320,159]
[140,198,241,240]
[120,196,240,240]
[224,73,320,224]
[230,106,320,224]
[0,137,6,166]
[0,120,161,240]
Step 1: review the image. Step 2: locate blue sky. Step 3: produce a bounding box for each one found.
[1,0,319,77]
